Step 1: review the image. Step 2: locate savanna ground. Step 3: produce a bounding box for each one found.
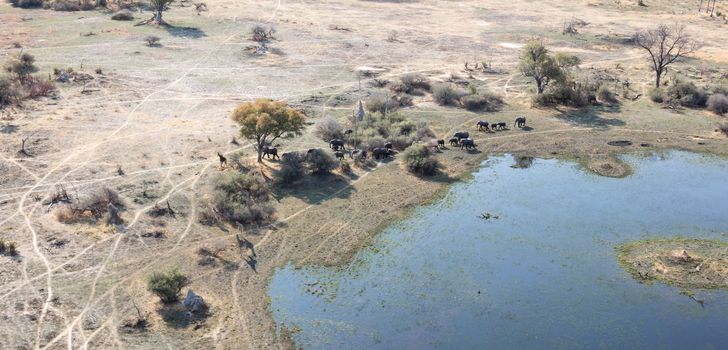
[0,0,727,348]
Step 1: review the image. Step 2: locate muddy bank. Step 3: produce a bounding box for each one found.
[617,238,728,289]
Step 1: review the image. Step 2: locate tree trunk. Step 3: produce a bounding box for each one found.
[257,145,263,163]
[536,79,544,94]
[154,10,164,24]
[655,69,662,88]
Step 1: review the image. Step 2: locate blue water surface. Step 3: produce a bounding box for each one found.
[268,151,728,349]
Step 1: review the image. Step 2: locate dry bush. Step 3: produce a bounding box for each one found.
[717,123,728,136]
[314,116,344,141]
[356,112,432,151]
[26,77,56,98]
[48,1,81,11]
[209,171,274,225]
[534,81,590,107]
[144,35,161,47]
[460,91,503,111]
[55,187,124,224]
[432,84,465,106]
[0,77,21,107]
[251,25,275,42]
[0,239,19,256]
[649,87,665,103]
[597,85,618,104]
[365,94,400,114]
[707,94,728,115]
[111,9,134,20]
[390,73,430,95]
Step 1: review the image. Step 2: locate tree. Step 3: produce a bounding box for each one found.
[518,39,565,94]
[147,268,189,303]
[146,0,174,25]
[633,24,699,88]
[230,99,306,162]
[6,53,37,81]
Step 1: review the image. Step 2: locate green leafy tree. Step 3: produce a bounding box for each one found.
[518,40,564,94]
[147,268,189,303]
[230,99,306,162]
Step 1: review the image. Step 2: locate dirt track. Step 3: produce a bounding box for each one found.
[1,0,727,348]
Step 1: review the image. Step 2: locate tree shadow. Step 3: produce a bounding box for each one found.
[273,173,356,205]
[157,303,210,329]
[163,25,206,38]
[553,104,625,129]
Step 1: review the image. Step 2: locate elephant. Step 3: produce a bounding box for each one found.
[262,146,279,160]
[497,122,507,130]
[437,139,445,148]
[334,151,345,160]
[329,139,345,150]
[449,137,459,146]
[514,117,526,128]
[454,131,470,140]
[372,147,392,159]
[459,138,476,150]
[384,142,393,150]
[477,121,490,132]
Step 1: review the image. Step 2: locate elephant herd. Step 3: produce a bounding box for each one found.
[257,116,527,163]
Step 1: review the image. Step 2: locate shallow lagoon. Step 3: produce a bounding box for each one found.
[268,151,728,349]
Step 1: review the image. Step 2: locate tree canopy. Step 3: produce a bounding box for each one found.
[518,40,564,94]
[230,99,306,162]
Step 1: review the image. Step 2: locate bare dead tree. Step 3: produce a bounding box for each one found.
[19,132,36,156]
[699,0,704,12]
[633,24,700,88]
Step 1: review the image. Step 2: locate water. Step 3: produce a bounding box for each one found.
[268,151,728,349]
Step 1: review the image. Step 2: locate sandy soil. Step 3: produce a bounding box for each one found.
[617,238,728,290]
[0,0,727,349]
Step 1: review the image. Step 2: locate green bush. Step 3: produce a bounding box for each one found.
[649,88,665,103]
[306,149,338,175]
[460,91,503,111]
[666,80,707,108]
[6,53,38,79]
[707,94,728,115]
[432,84,465,106]
[276,152,306,185]
[401,144,439,176]
[0,77,20,106]
[147,268,189,303]
[209,171,274,225]
[534,82,589,107]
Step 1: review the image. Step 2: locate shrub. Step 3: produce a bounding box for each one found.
[339,159,351,173]
[251,25,275,42]
[209,171,274,225]
[55,187,124,224]
[8,0,43,8]
[276,152,306,185]
[111,10,134,21]
[144,35,161,47]
[314,116,344,141]
[26,77,56,98]
[707,94,728,115]
[432,84,465,106]
[649,88,665,103]
[460,91,503,111]
[401,144,439,176]
[666,80,707,108]
[306,149,338,175]
[6,53,37,79]
[49,1,81,11]
[718,122,728,136]
[0,77,21,106]
[534,82,589,107]
[390,73,430,95]
[147,268,189,303]
[597,85,617,103]
[365,94,400,114]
